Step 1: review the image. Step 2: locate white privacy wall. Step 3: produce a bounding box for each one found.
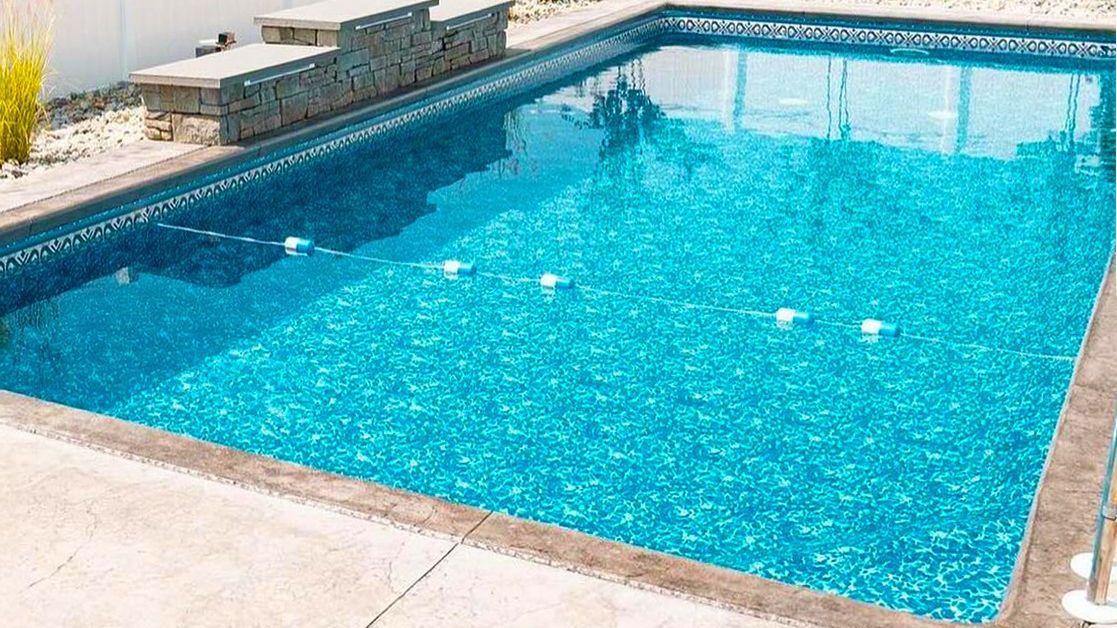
[25,0,321,95]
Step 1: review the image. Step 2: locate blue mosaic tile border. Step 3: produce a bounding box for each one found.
[1,11,1112,278]
[667,14,1116,60]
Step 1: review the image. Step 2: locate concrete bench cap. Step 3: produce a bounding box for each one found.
[130,43,339,90]
[254,0,439,31]
[430,0,513,27]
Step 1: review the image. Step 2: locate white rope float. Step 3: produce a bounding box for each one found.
[153,222,1078,363]
[861,318,901,337]
[776,307,813,326]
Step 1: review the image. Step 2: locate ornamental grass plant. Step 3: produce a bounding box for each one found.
[0,0,52,163]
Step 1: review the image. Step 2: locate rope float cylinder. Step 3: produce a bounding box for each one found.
[540,273,574,290]
[442,260,476,276]
[861,318,901,337]
[776,308,813,326]
[284,237,315,256]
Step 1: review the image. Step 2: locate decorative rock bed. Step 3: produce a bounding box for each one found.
[0,83,145,181]
[131,0,513,145]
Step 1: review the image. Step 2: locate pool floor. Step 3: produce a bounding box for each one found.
[1,36,1114,622]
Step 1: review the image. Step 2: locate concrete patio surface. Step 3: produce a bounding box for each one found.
[0,424,788,628]
[0,140,201,215]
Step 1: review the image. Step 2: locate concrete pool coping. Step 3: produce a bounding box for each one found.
[1,1,1115,626]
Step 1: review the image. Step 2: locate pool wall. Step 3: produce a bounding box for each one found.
[0,3,1114,627]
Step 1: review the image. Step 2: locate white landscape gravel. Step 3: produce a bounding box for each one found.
[779,0,1112,19]
[1,0,1112,181]
[0,82,144,180]
[510,0,1116,20]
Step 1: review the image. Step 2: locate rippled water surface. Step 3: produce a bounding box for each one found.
[2,37,1114,622]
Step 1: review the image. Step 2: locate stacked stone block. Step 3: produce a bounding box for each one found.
[261,10,435,100]
[429,11,508,78]
[138,54,344,145]
[135,1,512,146]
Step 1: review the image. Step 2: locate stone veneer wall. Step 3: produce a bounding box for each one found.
[141,6,510,145]
[261,11,431,95]
[431,12,508,76]
[141,60,345,144]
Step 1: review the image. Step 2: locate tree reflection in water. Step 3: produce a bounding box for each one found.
[563,59,722,187]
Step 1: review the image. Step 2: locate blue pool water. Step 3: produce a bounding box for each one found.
[2,34,1115,622]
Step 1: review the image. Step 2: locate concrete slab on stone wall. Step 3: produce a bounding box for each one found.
[129,44,340,89]
[254,0,439,31]
[430,0,514,27]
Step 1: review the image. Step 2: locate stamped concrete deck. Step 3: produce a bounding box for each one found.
[0,140,201,216]
[0,423,786,628]
[999,265,1117,628]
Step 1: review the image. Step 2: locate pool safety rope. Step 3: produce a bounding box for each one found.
[155,223,1078,364]
[157,223,439,270]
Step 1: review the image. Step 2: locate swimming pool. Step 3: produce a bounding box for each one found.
[1,12,1114,623]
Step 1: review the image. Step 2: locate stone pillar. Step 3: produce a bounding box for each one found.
[136,2,513,145]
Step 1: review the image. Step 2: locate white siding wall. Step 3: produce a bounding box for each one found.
[18,0,322,95]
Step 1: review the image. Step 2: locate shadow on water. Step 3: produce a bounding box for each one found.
[0,106,512,309]
[0,105,513,401]
[0,42,670,319]
[0,44,685,409]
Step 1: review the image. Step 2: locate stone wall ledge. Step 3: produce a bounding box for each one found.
[129,44,340,90]
[430,0,514,28]
[254,0,440,32]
